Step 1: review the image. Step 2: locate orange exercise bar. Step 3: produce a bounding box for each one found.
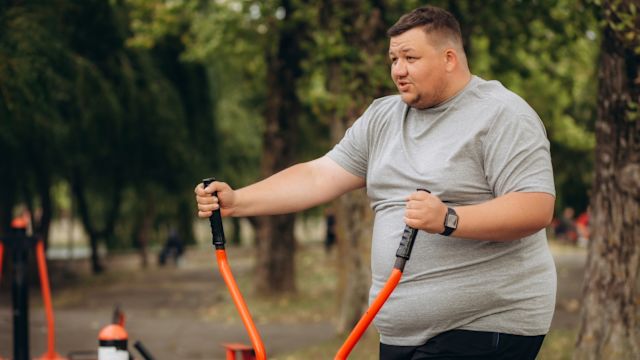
[334,268,403,360]
[336,210,422,359]
[35,240,67,360]
[216,249,267,360]
[202,177,267,360]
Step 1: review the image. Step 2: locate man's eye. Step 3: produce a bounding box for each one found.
[407,56,416,61]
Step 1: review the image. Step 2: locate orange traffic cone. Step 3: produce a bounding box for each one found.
[98,324,129,360]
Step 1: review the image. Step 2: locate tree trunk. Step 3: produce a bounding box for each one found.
[230,217,242,246]
[254,0,308,295]
[574,9,640,359]
[135,192,155,269]
[321,0,388,334]
[34,168,52,246]
[71,170,124,274]
[0,177,16,236]
[335,190,373,334]
[72,174,103,273]
[255,214,296,294]
[177,195,196,246]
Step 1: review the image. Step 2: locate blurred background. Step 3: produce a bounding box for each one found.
[0,0,637,359]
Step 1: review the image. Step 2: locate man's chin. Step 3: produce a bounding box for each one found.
[401,94,428,109]
[400,93,417,105]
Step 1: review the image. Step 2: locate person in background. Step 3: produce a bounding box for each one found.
[575,206,590,248]
[555,207,577,243]
[158,228,184,266]
[324,207,337,254]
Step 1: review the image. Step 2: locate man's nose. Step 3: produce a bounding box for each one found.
[392,59,408,78]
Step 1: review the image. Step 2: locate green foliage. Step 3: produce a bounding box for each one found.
[1,0,603,249]
[457,0,599,212]
[141,0,599,214]
[0,0,215,253]
[126,0,268,186]
[591,0,640,53]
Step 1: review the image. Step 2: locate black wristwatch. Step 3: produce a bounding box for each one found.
[440,207,458,236]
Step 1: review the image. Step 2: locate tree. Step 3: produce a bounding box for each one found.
[309,0,402,334]
[575,1,640,358]
[0,0,215,273]
[249,0,312,294]
[181,0,314,294]
[0,3,69,240]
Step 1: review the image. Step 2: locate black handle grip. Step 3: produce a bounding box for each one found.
[134,341,156,360]
[395,226,418,260]
[394,188,430,271]
[202,177,226,249]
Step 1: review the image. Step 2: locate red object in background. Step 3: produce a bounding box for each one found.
[10,216,28,229]
[576,211,590,227]
[222,343,256,360]
[98,324,129,342]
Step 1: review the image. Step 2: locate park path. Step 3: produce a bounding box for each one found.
[0,245,335,359]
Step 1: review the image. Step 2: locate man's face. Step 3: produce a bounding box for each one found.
[389,27,448,109]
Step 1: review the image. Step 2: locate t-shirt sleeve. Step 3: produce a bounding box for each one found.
[326,111,371,179]
[483,112,556,197]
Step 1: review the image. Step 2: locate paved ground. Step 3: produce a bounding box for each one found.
[0,242,586,360]
[1,245,336,359]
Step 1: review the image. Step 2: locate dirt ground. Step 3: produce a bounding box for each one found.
[0,241,586,360]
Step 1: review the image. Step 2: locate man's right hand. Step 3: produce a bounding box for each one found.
[194,180,235,218]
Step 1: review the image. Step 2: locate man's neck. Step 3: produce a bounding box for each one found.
[440,71,472,104]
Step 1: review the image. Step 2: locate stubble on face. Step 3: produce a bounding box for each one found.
[389,28,449,109]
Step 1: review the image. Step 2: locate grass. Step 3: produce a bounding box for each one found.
[198,243,340,325]
[538,329,576,360]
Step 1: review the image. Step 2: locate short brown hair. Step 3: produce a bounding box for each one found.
[387,6,463,47]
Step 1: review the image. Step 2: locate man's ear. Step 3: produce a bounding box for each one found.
[444,49,457,72]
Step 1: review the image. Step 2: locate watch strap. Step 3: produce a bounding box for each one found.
[440,207,457,236]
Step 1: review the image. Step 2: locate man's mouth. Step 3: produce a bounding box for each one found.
[397,81,411,92]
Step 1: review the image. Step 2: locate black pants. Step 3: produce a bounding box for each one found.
[380,330,545,360]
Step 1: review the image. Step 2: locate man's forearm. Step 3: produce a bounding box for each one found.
[453,192,555,241]
[232,156,365,217]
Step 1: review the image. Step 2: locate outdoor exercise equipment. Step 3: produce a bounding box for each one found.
[65,307,154,360]
[202,178,267,360]
[0,221,67,360]
[335,213,421,359]
[202,178,426,359]
[97,307,129,360]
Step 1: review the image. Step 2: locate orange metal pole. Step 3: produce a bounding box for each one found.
[216,249,266,360]
[35,240,66,360]
[335,268,403,360]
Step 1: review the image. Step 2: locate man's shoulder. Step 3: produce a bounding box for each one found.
[363,94,405,121]
[370,94,404,110]
[349,95,405,137]
[471,77,547,135]
[472,77,536,116]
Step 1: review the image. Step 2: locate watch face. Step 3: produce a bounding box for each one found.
[445,214,458,228]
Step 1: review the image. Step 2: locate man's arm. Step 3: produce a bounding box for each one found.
[195,156,365,218]
[405,191,555,241]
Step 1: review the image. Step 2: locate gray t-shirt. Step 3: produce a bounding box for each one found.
[327,76,557,346]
